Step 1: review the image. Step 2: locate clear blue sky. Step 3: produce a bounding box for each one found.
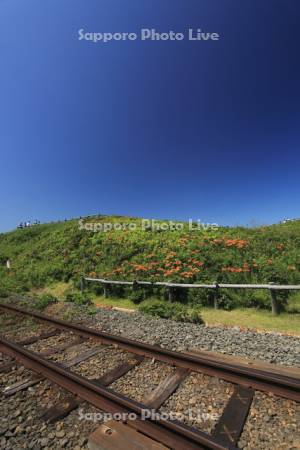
[0,0,300,232]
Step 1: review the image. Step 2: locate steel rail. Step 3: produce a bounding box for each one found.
[0,303,299,402]
[0,336,237,450]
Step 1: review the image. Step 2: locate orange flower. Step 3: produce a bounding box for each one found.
[221,266,246,273]
[213,238,249,248]
[166,252,177,259]
[191,260,204,267]
[145,253,156,259]
[131,264,148,272]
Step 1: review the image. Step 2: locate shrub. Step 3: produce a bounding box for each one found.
[44,264,65,281]
[129,288,145,304]
[138,299,204,324]
[65,291,92,305]
[286,292,300,313]
[0,286,9,298]
[110,285,126,298]
[188,288,286,311]
[27,270,48,288]
[139,299,172,318]
[171,303,204,323]
[188,288,214,307]
[0,273,25,298]
[34,293,57,311]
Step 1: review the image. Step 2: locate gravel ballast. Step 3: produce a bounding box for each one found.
[71,346,131,379]
[1,302,299,450]
[111,359,175,402]
[90,309,300,367]
[238,392,300,450]
[89,308,300,449]
[159,372,233,434]
[0,367,100,450]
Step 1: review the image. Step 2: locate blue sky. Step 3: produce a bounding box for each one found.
[0,0,300,232]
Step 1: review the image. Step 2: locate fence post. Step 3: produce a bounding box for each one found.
[269,282,279,316]
[213,282,219,309]
[132,280,138,293]
[168,287,175,302]
[103,283,109,298]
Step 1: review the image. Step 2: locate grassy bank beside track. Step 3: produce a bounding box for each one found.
[89,295,300,336]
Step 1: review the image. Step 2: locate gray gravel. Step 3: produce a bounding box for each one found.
[239,392,300,450]
[89,308,300,449]
[90,309,300,367]
[0,368,99,450]
[159,372,233,434]
[1,302,299,450]
[71,346,131,379]
[111,359,175,402]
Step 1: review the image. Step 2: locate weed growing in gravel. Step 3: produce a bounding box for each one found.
[33,293,58,311]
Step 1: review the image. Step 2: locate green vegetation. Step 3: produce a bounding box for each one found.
[138,299,204,324]
[92,295,138,310]
[32,293,58,311]
[33,288,96,316]
[0,216,299,319]
[37,282,71,299]
[201,307,300,335]
[89,295,300,334]
[64,290,92,306]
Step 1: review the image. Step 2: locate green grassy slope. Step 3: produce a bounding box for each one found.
[0,216,299,310]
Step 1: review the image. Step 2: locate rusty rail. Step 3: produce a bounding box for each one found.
[0,335,236,450]
[1,303,299,402]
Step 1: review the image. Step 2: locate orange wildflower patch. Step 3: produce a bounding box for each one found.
[145,253,156,259]
[181,271,197,279]
[131,264,149,272]
[221,262,250,273]
[111,268,123,274]
[166,252,177,259]
[190,259,204,267]
[163,267,181,277]
[88,271,97,278]
[224,239,249,248]
[212,238,249,249]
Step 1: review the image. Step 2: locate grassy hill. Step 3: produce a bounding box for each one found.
[0,216,299,312]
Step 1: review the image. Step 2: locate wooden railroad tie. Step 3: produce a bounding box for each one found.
[88,420,169,450]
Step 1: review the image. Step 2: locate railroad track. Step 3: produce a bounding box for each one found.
[0,303,299,450]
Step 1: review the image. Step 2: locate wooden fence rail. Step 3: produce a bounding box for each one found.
[82,277,300,316]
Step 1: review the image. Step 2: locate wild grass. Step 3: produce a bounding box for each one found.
[91,295,300,335]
